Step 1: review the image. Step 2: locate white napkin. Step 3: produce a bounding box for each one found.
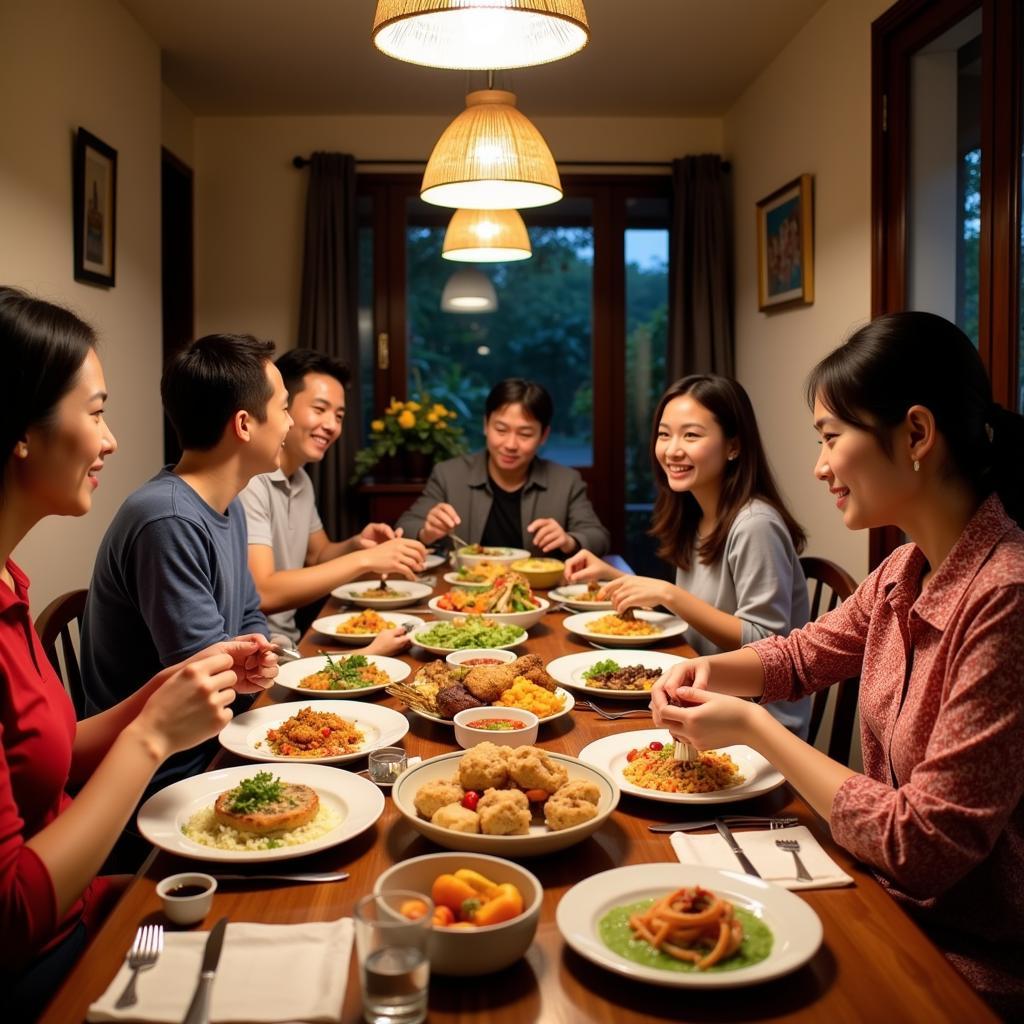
[670,825,854,890]
[87,918,352,1023]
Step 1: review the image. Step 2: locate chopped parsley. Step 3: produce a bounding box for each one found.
[583,658,621,679]
[226,771,283,813]
[320,652,374,690]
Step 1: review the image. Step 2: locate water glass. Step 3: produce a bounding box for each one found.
[368,746,408,785]
[354,890,431,1024]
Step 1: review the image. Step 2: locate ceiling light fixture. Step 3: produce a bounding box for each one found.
[442,208,531,262]
[421,89,562,209]
[441,267,498,312]
[372,0,589,71]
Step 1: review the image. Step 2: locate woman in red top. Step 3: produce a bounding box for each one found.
[0,287,277,1017]
[651,312,1024,1017]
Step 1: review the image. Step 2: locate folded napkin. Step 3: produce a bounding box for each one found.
[670,825,854,890]
[88,918,352,1023]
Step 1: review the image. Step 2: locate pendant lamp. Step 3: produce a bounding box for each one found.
[443,208,531,262]
[421,89,562,210]
[441,267,498,312]
[372,0,589,71]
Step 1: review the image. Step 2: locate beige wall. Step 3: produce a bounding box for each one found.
[725,0,895,583]
[162,84,195,167]
[0,0,163,609]
[193,114,721,345]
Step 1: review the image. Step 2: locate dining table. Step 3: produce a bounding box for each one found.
[39,577,997,1024]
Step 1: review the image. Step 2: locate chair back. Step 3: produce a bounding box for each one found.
[799,557,859,763]
[34,589,88,718]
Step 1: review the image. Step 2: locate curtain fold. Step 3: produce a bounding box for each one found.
[667,155,734,382]
[297,152,360,539]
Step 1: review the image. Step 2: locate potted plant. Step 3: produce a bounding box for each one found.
[352,396,469,483]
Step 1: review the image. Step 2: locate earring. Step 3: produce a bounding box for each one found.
[913,458,920,473]
[15,442,28,458]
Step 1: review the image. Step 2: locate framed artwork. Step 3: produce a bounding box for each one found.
[756,173,813,311]
[73,128,117,287]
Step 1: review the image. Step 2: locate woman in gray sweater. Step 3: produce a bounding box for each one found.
[565,374,811,735]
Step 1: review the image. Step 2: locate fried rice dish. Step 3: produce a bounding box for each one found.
[335,609,396,635]
[623,747,745,794]
[588,614,661,637]
[262,706,366,758]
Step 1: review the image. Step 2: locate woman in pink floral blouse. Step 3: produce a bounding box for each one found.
[651,312,1024,1017]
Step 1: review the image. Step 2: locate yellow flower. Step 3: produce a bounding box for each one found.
[405,400,421,412]
[426,411,439,424]
[398,410,416,429]
[370,419,385,433]
[436,420,447,430]
[432,403,447,416]
[446,409,458,418]
[387,398,403,414]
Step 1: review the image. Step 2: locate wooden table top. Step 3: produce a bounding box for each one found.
[40,589,995,1024]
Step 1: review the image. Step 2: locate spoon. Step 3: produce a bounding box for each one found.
[269,644,303,662]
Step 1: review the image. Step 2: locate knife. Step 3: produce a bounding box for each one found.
[715,818,761,878]
[648,815,799,834]
[183,916,228,1024]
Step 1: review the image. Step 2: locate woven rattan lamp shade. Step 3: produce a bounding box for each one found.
[421,89,562,210]
[443,208,532,262]
[372,0,589,70]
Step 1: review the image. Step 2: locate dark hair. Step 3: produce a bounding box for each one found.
[484,378,553,430]
[275,348,350,402]
[162,334,276,451]
[649,374,806,571]
[0,287,96,496]
[806,311,1024,527]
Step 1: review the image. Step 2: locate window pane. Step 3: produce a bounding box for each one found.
[623,198,670,576]
[357,194,375,437]
[906,9,982,343]
[405,196,594,465]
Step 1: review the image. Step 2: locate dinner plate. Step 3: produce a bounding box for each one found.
[428,595,550,630]
[556,863,822,988]
[274,654,411,698]
[219,700,409,765]
[562,610,688,647]
[423,553,446,572]
[312,611,425,646]
[442,572,491,590]
[392,750,619,856]
[138,763,385,863]
[545,650,686,701]
[548,583,616,611]
[407,622,528,657]
[400,686,575,728]
[332,579,434,609]
[577,730,786,804]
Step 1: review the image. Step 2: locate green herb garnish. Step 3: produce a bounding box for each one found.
[584,658,621,679]
[227,771,283,813]
[320,652,374,690]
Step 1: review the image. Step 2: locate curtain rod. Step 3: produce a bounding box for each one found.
[292,156,730,170]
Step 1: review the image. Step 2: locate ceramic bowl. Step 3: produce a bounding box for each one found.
[453,707,540,748]
[156,872,216,925]
[444,647,519,668]
[427,595,550,631]
[509,557,565,589]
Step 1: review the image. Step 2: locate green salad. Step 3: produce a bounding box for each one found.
[414,618,525,649]
[583,658,621,679]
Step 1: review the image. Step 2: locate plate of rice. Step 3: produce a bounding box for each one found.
[274,653,410,697]
[138,763,385,861]
[562,610,688,647]
[219,700,409,765]
[577,730,785,804]
[312,610,425,645]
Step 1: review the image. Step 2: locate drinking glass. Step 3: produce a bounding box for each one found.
[354,890,431,1024]
[368,746,408,785]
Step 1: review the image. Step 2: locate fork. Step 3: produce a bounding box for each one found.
[776,838,814,881]
[575,700,650,720]
[115,924,164,1009]
[648,815,798,833]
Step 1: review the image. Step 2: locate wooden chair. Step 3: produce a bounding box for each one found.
[799,557,860,764]
[34,588,89,719]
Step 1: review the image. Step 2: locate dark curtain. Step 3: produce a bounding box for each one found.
[667,155,735,382]
[297,152,360,539]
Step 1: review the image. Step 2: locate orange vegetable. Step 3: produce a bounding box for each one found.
[432,905,456,927]
[523,788,549,803]
[447,921,477,930]
[400,898,430,920]
[469,883,524,927]
[431,873,479,913]
[453,868,498,899]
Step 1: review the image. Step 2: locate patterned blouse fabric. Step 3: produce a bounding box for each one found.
[750,494,1024,1015]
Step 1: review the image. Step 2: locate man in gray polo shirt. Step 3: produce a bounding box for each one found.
[240,350,426,645]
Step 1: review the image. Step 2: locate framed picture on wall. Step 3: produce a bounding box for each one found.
[756,173,813,311]
[73,128,117,287]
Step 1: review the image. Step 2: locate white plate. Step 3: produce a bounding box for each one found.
[556,863,822,988]
[274,654,410,698]
[548,583,616,611]
[577,730,786,804]
[219,700,409,765]
[138,763,385,862]
[401,686,575,727]
[312,612,425,646]
[442,572,491,590]
[407,622,528,657]
[455,546,530,569]
[562,610,688,647]
[546,650,686,701]
[423,553,446,572]
[427,595,550,631]
[392,750,619,856]
[332,579,434,609]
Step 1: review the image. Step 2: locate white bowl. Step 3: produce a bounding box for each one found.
[444,647,518,668]
[453,707,539,748]
[392,750,619,856]
[427,595,550,631]
[374,852,542,976]
[455,546,530,569]
[156,872,216,925]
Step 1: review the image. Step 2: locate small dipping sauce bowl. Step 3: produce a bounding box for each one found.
[156,872,216,925]
[453,707,539,748]
[368,746,408,785]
